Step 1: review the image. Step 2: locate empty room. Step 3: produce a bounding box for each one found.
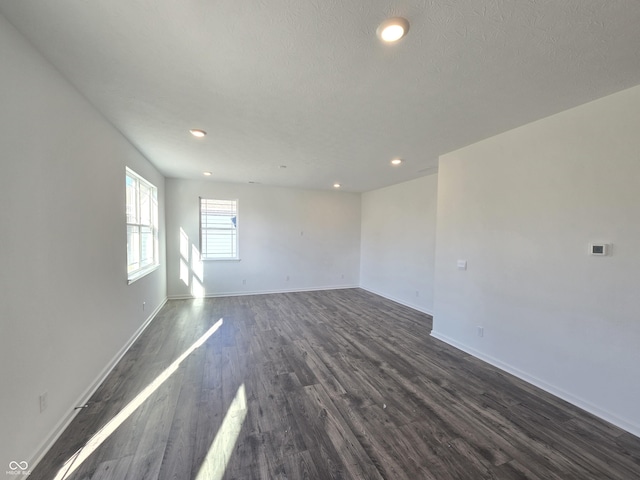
[1,1,639,479]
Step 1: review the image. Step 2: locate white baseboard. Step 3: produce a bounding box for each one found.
[28,297,168,470]
[359,287,434,316]
[167,284,359,300]
[430,330,640,439]
[168,285,434,318]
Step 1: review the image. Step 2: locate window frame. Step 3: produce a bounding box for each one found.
[126,167,160,283]
[199,197,240,261]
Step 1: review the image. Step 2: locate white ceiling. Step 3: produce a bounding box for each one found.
[2,1,640,192]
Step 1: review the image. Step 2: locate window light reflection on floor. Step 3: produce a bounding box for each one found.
[194,383,248,480]
[52,318,224,480]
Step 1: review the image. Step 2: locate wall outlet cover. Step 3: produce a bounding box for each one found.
[589,243,610,256]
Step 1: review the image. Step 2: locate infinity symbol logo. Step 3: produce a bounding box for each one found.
[9,461,28,470]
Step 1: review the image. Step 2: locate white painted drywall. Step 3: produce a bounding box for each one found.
[360,175,437,314]
[433,85,640,436]
[0,15,167,468]
[165,179,360,297]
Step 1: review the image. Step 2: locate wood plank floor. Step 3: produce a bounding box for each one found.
[30,289,640,479]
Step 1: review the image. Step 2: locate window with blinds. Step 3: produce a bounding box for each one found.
[200,198,238,260]
[126,168,159,282]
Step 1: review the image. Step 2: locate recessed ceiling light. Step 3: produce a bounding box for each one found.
[391,158,403,165]
[377,17,409,43]
[333,183,341,188]
[190,129,207,137]
[203,171,212,176]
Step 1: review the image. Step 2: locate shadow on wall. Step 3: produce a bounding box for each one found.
[180,227,205,298]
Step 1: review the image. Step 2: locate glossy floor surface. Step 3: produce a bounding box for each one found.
[30,289,640,479]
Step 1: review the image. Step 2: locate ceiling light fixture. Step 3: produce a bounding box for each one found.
[203,171,212,176]
[377,17,409,43]
[190,129,207,137]
[391,158,403,165]
[333,183,341,188]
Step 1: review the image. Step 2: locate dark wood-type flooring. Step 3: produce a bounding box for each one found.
[30,289,640,479]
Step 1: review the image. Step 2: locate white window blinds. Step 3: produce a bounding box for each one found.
[200,198,238,259]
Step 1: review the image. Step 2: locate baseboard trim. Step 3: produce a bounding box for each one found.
[359,287,433,316]
[28,297,168,470]
[430,330,640,439]
[167,284,359,300]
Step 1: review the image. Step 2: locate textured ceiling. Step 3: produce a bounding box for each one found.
[2,0,640,192]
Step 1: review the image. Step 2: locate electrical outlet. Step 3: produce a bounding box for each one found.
[415,290,420,297]
[242,279,246,285]
[477,326,484,337]
[39,392,48,413]
[286,275,290,281]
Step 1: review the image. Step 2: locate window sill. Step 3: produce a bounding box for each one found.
[127,264,160,284]
[202,258,242,262]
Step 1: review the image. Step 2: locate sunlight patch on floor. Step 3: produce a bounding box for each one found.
[194,383,248,480]
[52,318,224,480]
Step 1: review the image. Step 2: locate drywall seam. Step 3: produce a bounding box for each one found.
[430,330,640,439]
[27,297,168,470]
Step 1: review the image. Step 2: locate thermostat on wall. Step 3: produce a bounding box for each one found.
[589,243,610,256]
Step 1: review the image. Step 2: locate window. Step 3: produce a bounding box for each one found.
[200,198,238,260]
[126,168,159,282]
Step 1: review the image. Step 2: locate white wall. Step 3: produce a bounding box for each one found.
[433,85,640,436]
[166,179,361,297]
[360,175,437,314]
[0,15,167,467]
